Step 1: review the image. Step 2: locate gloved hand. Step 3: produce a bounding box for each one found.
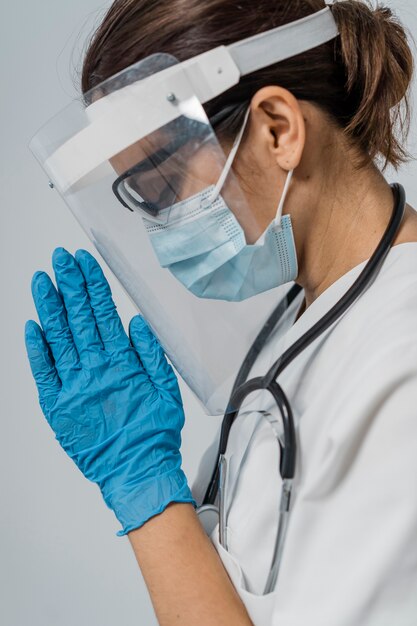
[25,247,196,536]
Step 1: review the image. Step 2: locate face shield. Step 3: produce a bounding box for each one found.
[29,8,339,415]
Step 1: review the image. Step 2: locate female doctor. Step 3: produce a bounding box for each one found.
[25,1,417,624]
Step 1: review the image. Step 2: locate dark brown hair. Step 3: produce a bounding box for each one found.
[81,0,414,169]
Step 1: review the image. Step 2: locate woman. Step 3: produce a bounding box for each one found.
[25,0,417,624]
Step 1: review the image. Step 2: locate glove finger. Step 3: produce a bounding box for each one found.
[52,247,103,359]
[31,271,80,379]
[74,249,130,353]
[129,315,181,402]
[25,320,61,412]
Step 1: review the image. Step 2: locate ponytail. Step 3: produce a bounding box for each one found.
[331,1,414,169]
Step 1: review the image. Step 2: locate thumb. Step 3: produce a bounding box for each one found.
[129,316,182,403]
[25,320,62,414]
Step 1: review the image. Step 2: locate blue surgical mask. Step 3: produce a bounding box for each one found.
[143,109,298,301]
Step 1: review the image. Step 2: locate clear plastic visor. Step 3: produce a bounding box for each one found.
[29,53,301,415]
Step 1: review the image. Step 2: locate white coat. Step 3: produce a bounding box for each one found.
[192,241,417,626]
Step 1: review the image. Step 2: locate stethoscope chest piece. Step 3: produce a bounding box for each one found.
[196,504,220,537]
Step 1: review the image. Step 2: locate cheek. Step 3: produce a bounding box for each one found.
[178,145,226,200]
[182,142,278,243]
[224,155,281,241]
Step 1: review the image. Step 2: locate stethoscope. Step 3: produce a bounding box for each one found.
[196,183,406,595]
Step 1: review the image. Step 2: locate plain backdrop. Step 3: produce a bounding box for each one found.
[1,1,416,625]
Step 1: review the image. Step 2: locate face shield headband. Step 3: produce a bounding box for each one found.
[38,7,339,195]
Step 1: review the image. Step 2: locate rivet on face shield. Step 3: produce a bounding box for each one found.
[217,67,223,74]
[166,93,177,103]
[48,181,55,189]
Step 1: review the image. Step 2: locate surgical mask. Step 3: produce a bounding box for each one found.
[143,109,298,301]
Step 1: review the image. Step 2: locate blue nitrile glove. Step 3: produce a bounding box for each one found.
[24,247,196,536]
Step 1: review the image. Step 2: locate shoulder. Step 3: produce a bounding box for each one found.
[311,243,417,473]
[335,243,417,367]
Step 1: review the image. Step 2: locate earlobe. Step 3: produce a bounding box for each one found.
[250,86,306,171]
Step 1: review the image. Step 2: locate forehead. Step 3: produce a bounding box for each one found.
[109,126,173,176]
[110,142,148,176]
[108,109,218,175]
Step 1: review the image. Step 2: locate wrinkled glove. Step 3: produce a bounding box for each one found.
[24,247,196,536]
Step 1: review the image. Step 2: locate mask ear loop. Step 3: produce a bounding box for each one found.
[255,168,294,245]
[208,106,252,204]
[274,168,294,228]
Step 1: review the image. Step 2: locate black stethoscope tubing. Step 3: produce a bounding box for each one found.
[203,182,406,507]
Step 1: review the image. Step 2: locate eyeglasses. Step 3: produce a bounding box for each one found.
[111,103,249,218]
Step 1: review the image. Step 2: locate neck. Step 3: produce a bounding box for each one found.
[294,163,400,309]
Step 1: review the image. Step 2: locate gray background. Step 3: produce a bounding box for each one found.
[1,1,416,625]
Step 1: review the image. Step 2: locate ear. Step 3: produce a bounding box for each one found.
[249,86,306,171]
